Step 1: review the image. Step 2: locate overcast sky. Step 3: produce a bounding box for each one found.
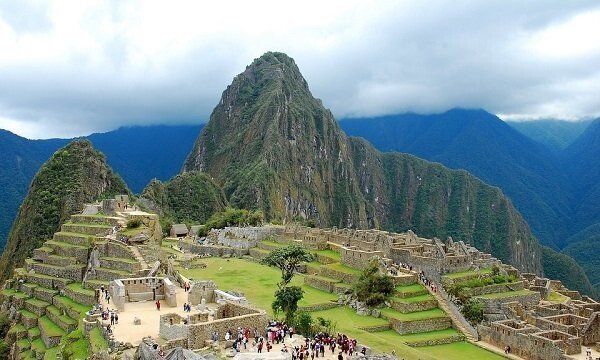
[0,1,599,139]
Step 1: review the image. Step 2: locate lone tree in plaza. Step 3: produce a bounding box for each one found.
[261,245,314,323]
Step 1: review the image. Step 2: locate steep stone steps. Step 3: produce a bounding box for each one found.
[53,231,91,246]
[44,240,90,263]
[45,305,78,333]
[38,315,66,348]
[6,323,27,344]
[32,247,53,262]
[20,283,38,297]
[426,283,478,342]
[17,350,34,360]
[60,223,112,236]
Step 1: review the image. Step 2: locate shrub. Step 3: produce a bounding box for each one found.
[354,260,395,307]
[461,299,484,325]
[126,218,142,229]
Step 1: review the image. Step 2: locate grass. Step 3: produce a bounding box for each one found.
[548,290,569,304]
[38,316,66,337]
[45,240,88,250]
[28,327,41,339]
[66,283,96,297]
[443,268,492,280]
[53,295,91,316]
[380,307,447,321]
[476,289,536,299]
[119,227,146,236]
[311,307,390,328]
[25,298,50,308]
[260,239,286,248]
[89,327,109,352]
[394,328,460,342]
[30,338,47,353]
[62,329,89,359]
[46,305,77,326]
[315,249,341,260]
[1,288,17,296]
[19,309,38,321]
[16,338,31,350]
[44,347,61,360]
[177,258,338,314]
[391,293,435,304]
[420,341,507,360]
[323,262,361,274]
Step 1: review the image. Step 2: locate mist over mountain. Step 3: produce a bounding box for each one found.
[508,119,591,150]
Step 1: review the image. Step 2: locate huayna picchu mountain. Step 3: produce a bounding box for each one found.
[0,140,129,281]
[182,52,542,275]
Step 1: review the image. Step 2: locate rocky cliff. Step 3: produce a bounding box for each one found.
[183,52,542,273]
[0,140,128,281]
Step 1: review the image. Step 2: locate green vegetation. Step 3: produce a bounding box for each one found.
[445,274,517,302]
[261,245,314,323]
[380,308,447,321]
[38,316,66,337]
[89,327,109,353]
[476,289,536,299]
[461,299,484,324]
[125,218,142,229]
[354,260,395,306]
[420,341,507,360]
[0,139,128,281]
[541,246,598,298]
[61,329,89,360]
[548,291,569,304]
[140,171,228,227]
[443,268,492,280]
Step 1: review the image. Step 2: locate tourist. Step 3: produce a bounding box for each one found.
[155,299,161,311]
[257,341,263,353]
[115,313,118,324]
[266,342,272,352]
[110,312,115,325]
[225,331,231,341]
[361,347,367,356]
[337,351,343,360]
[281,344,288,353]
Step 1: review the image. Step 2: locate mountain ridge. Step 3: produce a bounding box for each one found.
[182,52,543,276]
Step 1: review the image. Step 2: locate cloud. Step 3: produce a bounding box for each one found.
[0,0,599,138]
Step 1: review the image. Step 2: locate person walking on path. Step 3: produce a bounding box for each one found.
[156,299,161,310]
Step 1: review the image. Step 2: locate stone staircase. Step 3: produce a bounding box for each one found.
[426,282,478,342]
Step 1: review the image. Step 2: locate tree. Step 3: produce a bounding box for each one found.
[461,299,484,325]
[261,245,314,289]
[261,245,313,323]
[353,259,395,307]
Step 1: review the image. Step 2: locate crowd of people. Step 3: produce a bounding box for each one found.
[210,321,366,360]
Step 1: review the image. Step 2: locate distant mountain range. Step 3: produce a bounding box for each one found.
[1,62,598,295]
[0,125,201,251]
[340,111,600,292]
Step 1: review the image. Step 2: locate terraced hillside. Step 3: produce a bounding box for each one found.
[171,238,505,359]
[0,213,146,359]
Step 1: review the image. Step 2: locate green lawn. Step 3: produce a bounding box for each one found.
[476,289,536,299]
[420,341,507,360]
[177,258,337,314]
[38,316,65,337]
[314,249,341,260]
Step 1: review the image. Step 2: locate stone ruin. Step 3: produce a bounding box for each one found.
[109,277,177,312]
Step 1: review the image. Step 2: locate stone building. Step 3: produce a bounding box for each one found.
[109,277,177,312]
[171,224,189,238]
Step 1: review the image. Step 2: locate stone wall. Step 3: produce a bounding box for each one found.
[188,281,217,305]
[476,292,541,314]
[341,247,384,270]
[187,312,268,350]
[479,321,576,360]
[387,317,452,335]
[177,241,241,257]
[462,281,525,298]
[109,277,176,312]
